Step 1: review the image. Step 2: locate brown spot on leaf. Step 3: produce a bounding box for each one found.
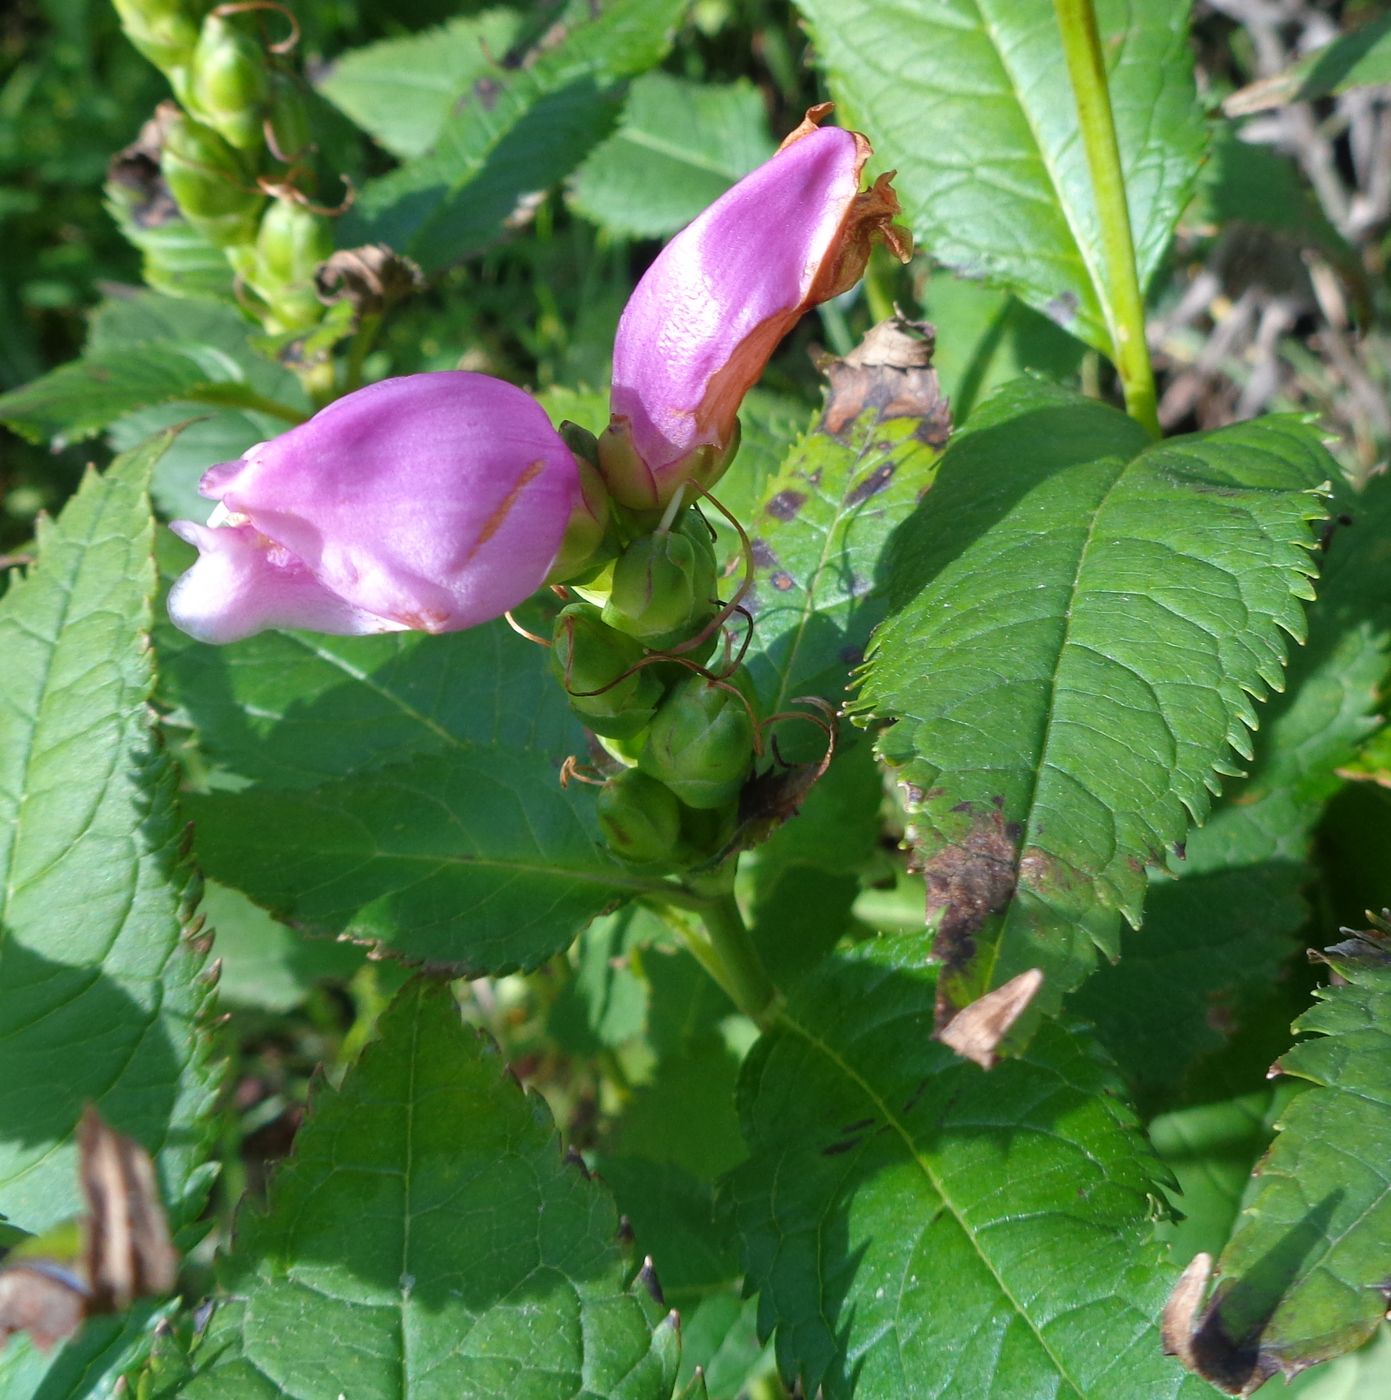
[820,315,952,442]
[470,75,504,110]
[766,490,807,521]
[916,804,1021,1031]
[1044,290,1079,326]
[846,461,896,507]
[771,571,795,592]
[750,538,778,570]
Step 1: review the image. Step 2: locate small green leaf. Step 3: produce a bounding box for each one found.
[856,379,1330,1033]
[181,978,681,1398]
[794,0,1207,356]
[349,0,686,272]
[595,1156,772,1398]
[316,9,528,159]
[569,73,774,238]
[0,436,217,1384]
[1172,924,1391,1391]
[730,940,1210,1398]
[1226,14,1391,113]
[740,329,948,728]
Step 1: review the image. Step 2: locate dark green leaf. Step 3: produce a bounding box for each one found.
[0,437,217,1384]
[730,939,1211,1398]
[0,292,306,448]
[856,380,1330,1034]
[160,603,657,972]
[569,73,774,238]
[181,979,681,1398]
[794,0,1207,356]
[1168,924,1391,1392]
[1074,475,1391,1100]
[316,9,527,158]
[595,1157,771,1399]
[349,0,686,272]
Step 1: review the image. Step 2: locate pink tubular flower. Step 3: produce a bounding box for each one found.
[602,104,912,509]
[168,371,606,644]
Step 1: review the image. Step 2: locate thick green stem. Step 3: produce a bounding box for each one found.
[656,889,778,1024]
[1054,0,1160,438]
[695,891,777,1023]
[187,385,307,426]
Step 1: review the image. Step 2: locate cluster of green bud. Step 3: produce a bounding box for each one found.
[109,0,342,351]
[553,505,759,872]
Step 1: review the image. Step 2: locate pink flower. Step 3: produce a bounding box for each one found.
[602,105,911,509]
[168,371,605,644]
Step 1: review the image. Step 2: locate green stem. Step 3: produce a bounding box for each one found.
[186,386,308,426]
[343,312,383,396]
[1054,0,1160,438]
[695,891,777,1024]
[655,890,778,1025]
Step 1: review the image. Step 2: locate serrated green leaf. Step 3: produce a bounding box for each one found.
[856,379,1330,1032]
[349,0,686,272]
[740,367,946,730]
[729,939,1212,1398]
[1174,926,1391,1390]
[0,292,306,448]
[0,437,217,1384]
[595,1157,771,1399]
[181,978,681,1399]
[316,9,527,159]
[159,604,660,973]
[794,0,1207,357]
[105,184,236,304]
[1074,475,1391,1100]
[569,73,774,238]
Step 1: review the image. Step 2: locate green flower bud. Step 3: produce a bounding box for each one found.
[157,103,264,246]
[597,769,684,866]
[551,604,662,740]
[113,0,201,80]
[601,510,717,648]
[639,670,756,809]
[189,13,270,153]
[251,198,333,330]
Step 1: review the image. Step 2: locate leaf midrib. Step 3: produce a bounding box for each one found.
[977,454,1129,997]
[776,1009,1089,1397]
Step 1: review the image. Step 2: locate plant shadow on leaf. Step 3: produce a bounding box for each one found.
[0,937,185,1162]
[870,395,1143,613]
[1182,1191,1342,1394]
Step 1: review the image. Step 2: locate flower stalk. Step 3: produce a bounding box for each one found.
[1054,0,1161,438]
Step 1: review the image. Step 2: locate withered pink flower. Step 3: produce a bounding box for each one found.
[168,371,605,644]
[602,105,911,509]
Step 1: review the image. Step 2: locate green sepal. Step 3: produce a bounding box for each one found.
[597,769,685,866]
[602,509,718,648]
[158,103,265,247]
[640,669,757,809]
[551,603,663,740]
